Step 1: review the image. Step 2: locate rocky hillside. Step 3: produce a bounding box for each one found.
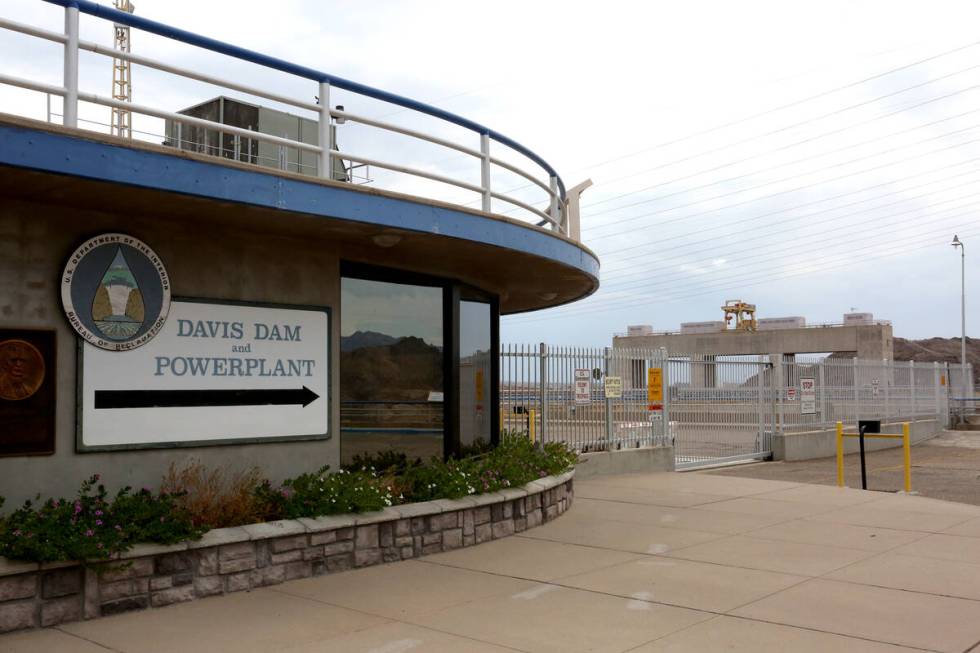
[894,336,979,383]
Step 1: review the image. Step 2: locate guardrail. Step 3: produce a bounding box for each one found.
[0,0,580,237]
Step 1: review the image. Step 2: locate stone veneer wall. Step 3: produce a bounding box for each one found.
[0,471,573,633]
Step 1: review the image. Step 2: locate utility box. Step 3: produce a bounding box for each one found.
[163,96,349,181]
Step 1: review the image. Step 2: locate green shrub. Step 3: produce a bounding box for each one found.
[256,466,394,519]
[342,450,422,476]
[0,434,577,563]
[0,475,202,563]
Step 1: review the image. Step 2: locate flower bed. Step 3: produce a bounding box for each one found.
[0,435,578,633]
[0,434,576,564]
[0,470,574,633]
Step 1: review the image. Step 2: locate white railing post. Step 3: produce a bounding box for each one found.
[63,4,79,128]
[819,361,827,427]
[318,81,332,179]
[884,359,890,423]
[548,176,560,228]
[480,133,491,212]
[539,342,549,444]
[852,357,860,425]
[934,362,941,423]
[909,361,916,418]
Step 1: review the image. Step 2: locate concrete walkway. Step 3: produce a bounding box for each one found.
[4,473,980,652]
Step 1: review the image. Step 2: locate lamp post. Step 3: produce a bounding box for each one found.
[952,235,966,394]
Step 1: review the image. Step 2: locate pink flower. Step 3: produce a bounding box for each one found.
[85,529,94,537]
[94,510,103,516]
[93,474,100,481]
[95,520,103,526]
[97,543,104,549]
[74,502,82,515]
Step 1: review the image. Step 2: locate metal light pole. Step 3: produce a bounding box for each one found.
[952,236,966,394]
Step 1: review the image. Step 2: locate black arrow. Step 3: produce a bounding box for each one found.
[94,386,320,409]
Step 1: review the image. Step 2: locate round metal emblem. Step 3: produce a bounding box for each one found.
[61,233,171,351]
[0,339,45,401]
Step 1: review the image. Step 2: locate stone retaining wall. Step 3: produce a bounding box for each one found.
[0,472,574,633]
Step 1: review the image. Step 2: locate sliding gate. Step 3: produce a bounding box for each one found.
[500,344,775,468]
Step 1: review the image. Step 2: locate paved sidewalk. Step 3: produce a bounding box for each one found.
[4,472,980,652]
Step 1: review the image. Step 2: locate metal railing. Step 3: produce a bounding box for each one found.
[778,357,974,433]
[502,343,974,469]
[0,0,581,237]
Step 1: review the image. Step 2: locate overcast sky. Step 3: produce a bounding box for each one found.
[2,0,978,346]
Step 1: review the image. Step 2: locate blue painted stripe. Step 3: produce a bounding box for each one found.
[42,0,566,198]
[0,123,599,281]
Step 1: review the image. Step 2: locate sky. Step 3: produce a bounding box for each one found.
[1,0,978,346]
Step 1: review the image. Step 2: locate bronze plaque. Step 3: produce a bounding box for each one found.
[0,329,55,456]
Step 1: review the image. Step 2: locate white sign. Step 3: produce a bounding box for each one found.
[574,368,591,405]
[604,376,623,399]
[786,387,797,401]
[800,377,816,415]
[79,300,329,449]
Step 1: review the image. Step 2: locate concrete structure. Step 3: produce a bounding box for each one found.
[0,3,598,505]
[574,445,675,479]
[615,323,893,363]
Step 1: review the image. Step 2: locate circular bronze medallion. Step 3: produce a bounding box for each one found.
[0,339,45,401]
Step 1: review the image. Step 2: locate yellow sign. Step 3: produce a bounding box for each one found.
[475,369,485,400]
[647,367,663,406]
[940,375,946,386]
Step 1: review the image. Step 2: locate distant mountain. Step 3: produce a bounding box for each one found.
[340,336,443,401]
[341,330,399,352]
[894,336,979,383]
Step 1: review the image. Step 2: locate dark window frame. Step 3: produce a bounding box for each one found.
[339,262,500,458]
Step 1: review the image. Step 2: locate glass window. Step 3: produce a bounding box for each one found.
[459,300,492,452]
[340,277,443,464]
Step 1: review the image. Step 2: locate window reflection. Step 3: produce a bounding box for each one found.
[460,301,492,453]
[340,277,443,464]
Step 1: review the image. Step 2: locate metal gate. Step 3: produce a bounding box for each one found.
[500,344,775,468]
[666,356,774,469]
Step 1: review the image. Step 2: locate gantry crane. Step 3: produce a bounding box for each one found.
[110,0,135,138]
[722,299,757,331]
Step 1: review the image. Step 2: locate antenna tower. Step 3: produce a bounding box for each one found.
[110,0,135,138]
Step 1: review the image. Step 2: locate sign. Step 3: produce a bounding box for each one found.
[604,376,623,399]
[800,377,816,415]
[62,234,171,351]
[871,378,879,397]
[78,299,329,450]
[574,368,591,405]
[0,328,56,456]
[647,367,663,410]
[786,387,797,401]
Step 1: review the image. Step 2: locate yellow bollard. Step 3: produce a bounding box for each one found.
[902,422,911,493]
[529,409,537,443]
[836,421,844,487]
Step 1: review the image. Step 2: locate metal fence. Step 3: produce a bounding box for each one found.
[502,343,974,469]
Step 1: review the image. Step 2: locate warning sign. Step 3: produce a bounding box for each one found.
[800,377,816,415]
[604,376,622,399]
[647,367,663,410]
[574,368,591,405]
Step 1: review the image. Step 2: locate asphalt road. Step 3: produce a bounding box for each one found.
[707,429,980,506]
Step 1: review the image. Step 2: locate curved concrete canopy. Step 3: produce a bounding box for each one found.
[0,115,599,314]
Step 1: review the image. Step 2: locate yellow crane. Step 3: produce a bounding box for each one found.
[722,299,757,331]
[110,0,135,138]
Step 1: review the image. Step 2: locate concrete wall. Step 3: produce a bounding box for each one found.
[574,445,675,479]
[773,419,939,462]
[614,324,893,360]
[0,199,342,505]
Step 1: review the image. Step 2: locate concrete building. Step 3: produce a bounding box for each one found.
[614,318,893,388]
[0,3,597,504]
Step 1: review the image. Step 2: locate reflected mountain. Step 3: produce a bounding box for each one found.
[340,332,443,401]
